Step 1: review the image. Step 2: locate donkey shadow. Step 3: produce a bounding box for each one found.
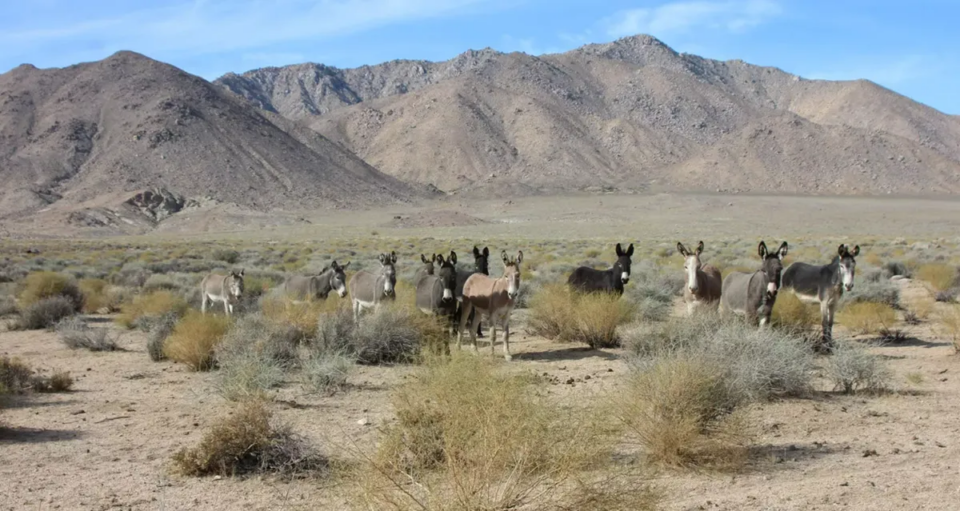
[0,426,85,444]
[512,346,620,362]
[748,441,843,473]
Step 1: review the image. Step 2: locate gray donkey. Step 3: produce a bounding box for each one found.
[416,251,458,333]
[720,241,788,327]
[283,261,350,301]
[347,252,397,322]
[200,269,244,316]
[781,244,860,349]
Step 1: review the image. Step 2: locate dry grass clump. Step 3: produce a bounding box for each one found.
[17,271,83,311]
[117,290,189,329]
[261,296,341,341]
[56,317,120,351]
[172,400,327,477]
[214,314,299,401]
[837,302,897,336]
[614,354,750,470]
[314,304,444,365]
[78,278,115,313]
[529,284,635,348]
[916,263,958,292]
[936,305,960,353]
[146,313,179,362]
[1,356,73,394]
[844,269,900,308]
[163,312,231,371]
[0,295,17,316]
[771,292,820,336]
[16,296,76,330]
[825,341,892,394]
[32,370,74,393]
[302,350,355,394]
[363,354,653,510]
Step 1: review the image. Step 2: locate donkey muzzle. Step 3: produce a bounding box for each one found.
[844,284,854,292]
[442,289,453,301]
[621,272,629,284]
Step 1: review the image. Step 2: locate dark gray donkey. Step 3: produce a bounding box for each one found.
[416,251,459,333]
[720,241,788,327]
[283,261,351,301]
[455,246,490,338]
[347,251,397,322]
[781,244,860,348]
[567,243,634,295]
[414,254,437,283]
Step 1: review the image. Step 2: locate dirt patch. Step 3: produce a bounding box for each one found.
[381,209,490,228]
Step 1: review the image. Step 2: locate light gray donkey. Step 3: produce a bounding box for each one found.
[200,269,245,316]
[347,252,397,322]
[781,244,860,350]
[283,261,350,301]
[720,241,788,327]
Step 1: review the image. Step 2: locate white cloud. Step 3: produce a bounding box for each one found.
[1,0,488,58]
[606,0,781,38]
[806,55,940,86]
[500,35,564,56]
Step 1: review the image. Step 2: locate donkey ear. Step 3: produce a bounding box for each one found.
[837,244,846,257]
[626,243,634,257]
[421,254,428,264]
[436,254,445,265]
[330,260,339,270]
[516,250,523,264]
[473,246,481,258]
[483,247,490,257]
[677,242,687,257]
[431,253,437,262]
[450,251,458,265]
[391,251,398,263]
[778,242,789,259]
[616,243,624,257]
[696,241,703,256]
[501,250,509,264]
[237,268,245,277]
[378,253,386,264]
[341,261,351,270]
[851,245,860,257]
[758,241,768,258]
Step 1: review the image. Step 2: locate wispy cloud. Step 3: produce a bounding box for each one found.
[1,0,489,60]
[500,35,564,56]
[606,0,781,38]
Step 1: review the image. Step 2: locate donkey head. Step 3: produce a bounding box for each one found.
[329,260,350,298]
[227,268,245,302]
[501,250,524,301]
[758,241,788,297]
[614,243,634,285]
[436,251,458,302]
[838,244,860,292]
[677,241,704,293]
[378,251,398,297]
[473,246,490,275]
[419,253,437,276]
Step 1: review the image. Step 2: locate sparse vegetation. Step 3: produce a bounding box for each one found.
[916,263,958,292]
[825,341,892,394]
[17,296,77,330]
[147,313,179,362]
[771,292,819,336]
[0,356,73,394]
[844,269,900,308]
[302,350,355,394]
[78,278,113,313]
[937,305,960,352]
[172,400,327,477]
[214,314,299,401]
[17,271,83,311]
[162,311,231,371]
[117,290,189,330]
[56,317,120,351]
[529,284,635,348]
[314,304,442,364]
[837,302,898,336]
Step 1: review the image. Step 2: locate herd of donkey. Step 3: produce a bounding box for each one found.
[198,240,862,360]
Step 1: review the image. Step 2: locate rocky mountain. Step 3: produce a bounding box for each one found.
[217,35,960,195]
[0,51,424,229]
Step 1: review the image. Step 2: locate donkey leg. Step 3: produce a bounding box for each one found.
[503,320,512,361]
[224,299,231,316]
[470,311,482,354]
[489,321,497,357]
[457,302,472,351]
[826,300,838,348]
[201,294,207,315]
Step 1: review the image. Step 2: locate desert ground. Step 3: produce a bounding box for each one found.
[3,192,960,511]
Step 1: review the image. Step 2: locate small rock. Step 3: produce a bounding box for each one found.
[935,441,946,448]
[70,410,86,415]
[565,378,575,385]
[584,375,591,380]
[862,449,878,457]
[840,482,849,487]
[357,418,370,426]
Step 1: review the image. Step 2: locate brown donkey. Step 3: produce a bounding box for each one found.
[458,250,523,361]
[677,241,722,315]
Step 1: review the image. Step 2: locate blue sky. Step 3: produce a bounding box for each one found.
[1,0,957,113]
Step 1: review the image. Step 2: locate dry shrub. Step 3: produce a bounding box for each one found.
[615,354,750,470]
[56,317,120,351]
[302,350,355,394]
[771,292,819,335]
[17,271,83,311]
[837,302,897,336]
[34,370,74,393]
[163,311,231,371]
[261,295,341,341]
[315,303,443,365]
[215,314,299,401]
[911,297,936,321]
[0,357,73,394]
[0,295,17,316]
[117,290,189,329]
[17,296,76,330]
[529,284,634,348]
[78,278,113,313]
[147,313,179,362]
[937,305,960,353]
[172,400,327,477]
[363,354,654,510]
[916,263,958,292]
[825,341,892,394]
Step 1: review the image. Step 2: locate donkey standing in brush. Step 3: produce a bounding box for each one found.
[201,269,245,316]
[720,241,788,327]
[416,252,459,334]
[677,241,722,315]
[283,261,350,301]
[347,252,397,323]
[458,250,523,361]
[781,244,860,350]
[454,246,491,338]
[568,243,633,295]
